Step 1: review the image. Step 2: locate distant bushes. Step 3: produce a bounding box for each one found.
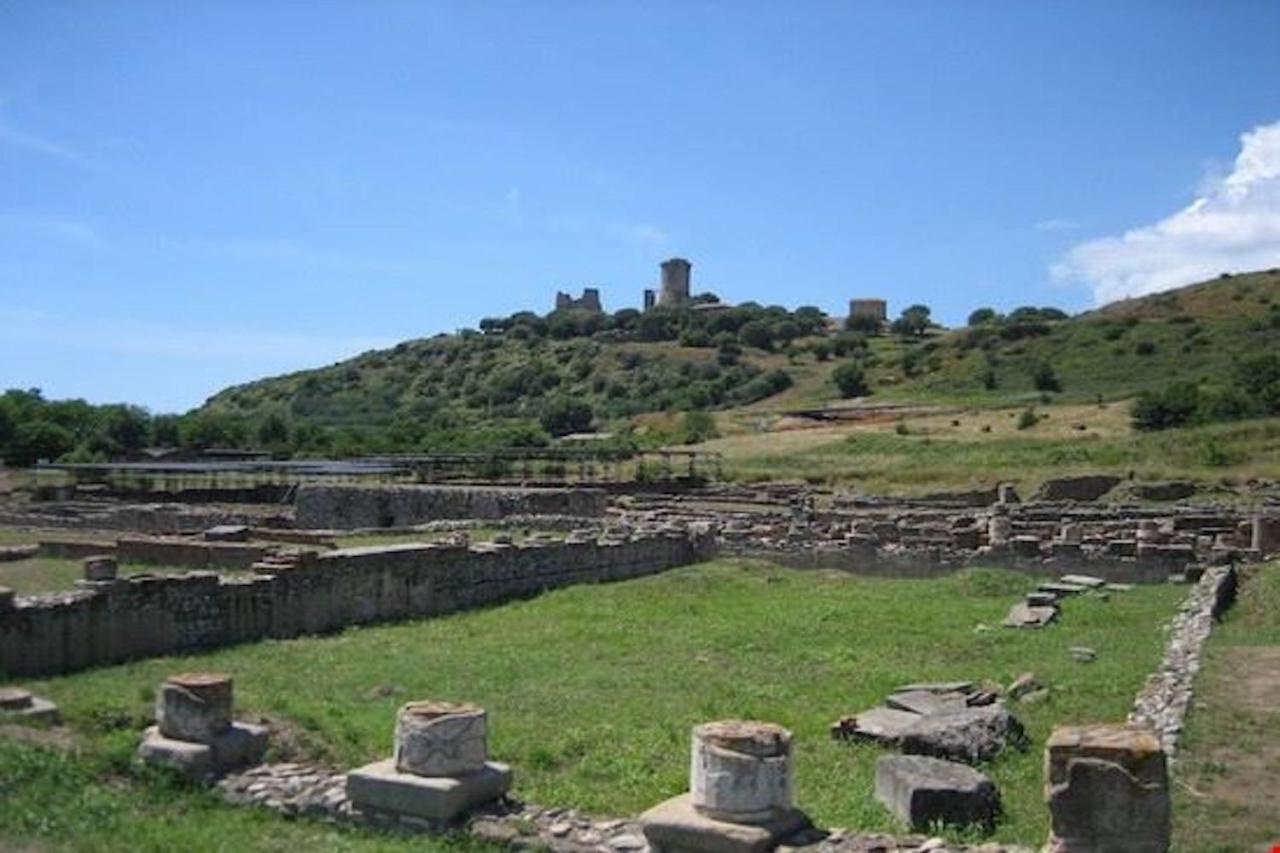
[1132,354,1280,430]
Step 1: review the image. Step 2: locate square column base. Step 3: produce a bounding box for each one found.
[346,759,512,823]
[640,793,810,853]
[1,697,61,725]
[137,722,268,781]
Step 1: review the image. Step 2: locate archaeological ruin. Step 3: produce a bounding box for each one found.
[0,456,1276,852]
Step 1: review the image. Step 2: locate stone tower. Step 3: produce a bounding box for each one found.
[848,298,888,322]
[659,258,692,307]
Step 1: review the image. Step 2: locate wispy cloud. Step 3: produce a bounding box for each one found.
[1035,218,1080,232]
[608,222,669,246]
[0,114,87,165]
[0,213,109,249]
[1053,120,1280,304]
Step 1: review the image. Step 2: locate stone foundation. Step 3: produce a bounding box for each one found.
[295,484,607,529]
[0,532,712,677]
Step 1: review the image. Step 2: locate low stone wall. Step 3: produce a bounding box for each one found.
[0,503,290,534]
[0,532,711,678]
[116,536,271,570]
[721,542,1184,585]
[37,540,117,560]
[295,485,608,530]
[1128,564,1238,757]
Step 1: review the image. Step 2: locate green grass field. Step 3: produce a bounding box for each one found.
[717,416,1280,494]
[2,560,1186,850]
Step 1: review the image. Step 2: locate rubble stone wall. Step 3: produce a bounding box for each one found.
[0,533,710,678]
[294,484,608,530]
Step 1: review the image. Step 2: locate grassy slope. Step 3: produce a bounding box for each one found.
[199,270,1280,428]
[717,414,1280,493]
[4,561,1184,848]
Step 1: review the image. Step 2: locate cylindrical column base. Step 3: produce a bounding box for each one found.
[690,720,792,824]
[157,673,234,743]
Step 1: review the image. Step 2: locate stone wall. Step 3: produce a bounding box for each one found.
[0,532,710,678]
[294,484,608,530]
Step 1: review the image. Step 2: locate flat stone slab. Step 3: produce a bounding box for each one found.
[900,705,1026,764]
[894,681,975,695]
[1104,583,1134,592]
[1060,574,1106,588]
[1025,591,1058,607]
[640,792,810,853]
[885,690,968,717]
[137,722,266,781]
[0,694,60,725]
[1003,602,1058,628]
[138,730,215,781]
[833,706,922,744]
[204,525,251,542]
[347,758,511,822]
[1039,582,1088,596]
[875,754,1000,831]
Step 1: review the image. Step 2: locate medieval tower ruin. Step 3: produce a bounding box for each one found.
[658,258,692,307]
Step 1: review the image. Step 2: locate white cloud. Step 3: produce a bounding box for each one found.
[1054,120,1280,305]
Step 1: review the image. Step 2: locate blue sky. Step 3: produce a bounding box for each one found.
[3,2,1280,412]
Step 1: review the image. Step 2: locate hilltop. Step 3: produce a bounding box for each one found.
[196,269,1279,443]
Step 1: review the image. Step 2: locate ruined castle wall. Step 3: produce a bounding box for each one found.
[0,533,709,678]
[294,484,607,530]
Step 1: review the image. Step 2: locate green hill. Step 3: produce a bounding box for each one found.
[192,269,1280,455]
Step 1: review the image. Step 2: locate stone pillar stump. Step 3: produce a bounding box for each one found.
[1045,724,1170,853]
[691,720,793,824]
[394,701,488,777]
[642,720,809,852]
[157,672,234,743]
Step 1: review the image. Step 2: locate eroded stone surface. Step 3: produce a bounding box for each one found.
[691,720,793,824]
[875,755,1000,831]
[157,672,233,743]
[1002,602,1058,629]
[641,792,809,853]
[1044,724,1169,853]
[394,701,488,777]
[347,758,511,823]
[900,706,1026,764]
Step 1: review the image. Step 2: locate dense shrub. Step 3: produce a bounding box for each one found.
[832,362,870,398]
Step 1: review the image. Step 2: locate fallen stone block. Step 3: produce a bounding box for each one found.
[346,758,511,823]
[895,681,975,695]
[874,754,1000,831]
[1046,724,1169,853]
[885,690,968,717]
[640,792,809,853]
[830,706,920,744]
[900,705,1026,764]
[1025,591,1058,607]
[1039,581,1087,596]
[1003,602,1058,628]
[0,688,60,725]
[1059,574,1106,589]
[204,525,251,542]
[1006,673,1042,702]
